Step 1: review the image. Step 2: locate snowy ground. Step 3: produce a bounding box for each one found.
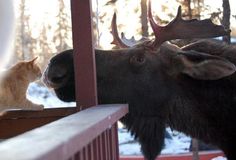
[27,82,190,155]
[27,82,226,159]
[118,126,191,155]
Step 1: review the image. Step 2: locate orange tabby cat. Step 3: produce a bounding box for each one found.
[0,57,44,114]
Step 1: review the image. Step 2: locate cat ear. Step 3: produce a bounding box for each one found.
[29,57,38,64]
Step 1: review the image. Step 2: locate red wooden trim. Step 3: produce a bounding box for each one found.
[88,143,93,160]
[120,151,224,160]
[71,0,98,108]
[92,138,98,160]
[98,134,102,159]
[74,123,120,160]
[102,131,107,160]
[114,122,120,158]
[0,107,78,119]
[108,128,113,158]
[0,105,128,160]
[0,107,78,138]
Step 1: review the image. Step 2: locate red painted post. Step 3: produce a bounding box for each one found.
[70,1,121,160]
[70,0,98,108]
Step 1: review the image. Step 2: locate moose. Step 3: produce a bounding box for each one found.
[43,1,236,160]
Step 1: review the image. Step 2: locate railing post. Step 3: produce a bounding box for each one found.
[70,1,120,160]
[70,0,98,109]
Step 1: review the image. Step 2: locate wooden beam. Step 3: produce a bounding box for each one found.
[0,104,128,160]
[0,107,78,139]
[71,0,97,108]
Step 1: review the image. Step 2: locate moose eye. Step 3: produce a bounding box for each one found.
[130,55,146,66]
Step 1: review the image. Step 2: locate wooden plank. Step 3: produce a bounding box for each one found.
[92,137,99,160]
[0,107,78,119]
[114,122,120,159]
[0,107,78,139]
[120,151,224,160]
[71,0,97,108]
[72,123,120,160]
[0,104,128,160]
[0,118,59,139]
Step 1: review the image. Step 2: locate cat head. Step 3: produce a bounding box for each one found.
[26,57,42,81]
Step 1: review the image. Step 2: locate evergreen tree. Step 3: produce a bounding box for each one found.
[15,0,36,61]
[222,0,231,43]
[53,0,71,52]
[140,0,148,37]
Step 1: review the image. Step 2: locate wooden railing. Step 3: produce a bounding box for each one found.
[0,107,79,139]
[0,104,128,160]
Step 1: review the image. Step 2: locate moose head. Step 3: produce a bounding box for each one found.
[43,1,236,160]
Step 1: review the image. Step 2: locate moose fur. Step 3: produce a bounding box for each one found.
[43,39,236,160]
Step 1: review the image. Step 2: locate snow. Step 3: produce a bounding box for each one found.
[26,82,191,155]
[118,126,142,155]
[161,128,190,154]
[28,82,227,157]
[118,126,191,155]
[26,83,227,159]
[212,157,227,160]
[27,82,76,108]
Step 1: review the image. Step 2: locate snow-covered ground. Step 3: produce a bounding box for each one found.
[27,82,190,155]
[212,157,227,160]
[27,82,76,108]
[27,82,225,159]
[118,126,191,155]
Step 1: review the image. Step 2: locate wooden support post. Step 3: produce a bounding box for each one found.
[70,0,98,109]
[70,1,120,160]
[192,138,199,160]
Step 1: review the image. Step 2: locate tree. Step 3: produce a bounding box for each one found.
[140,0,148,37]
[53,0,71,52]
[222,0,231,44]
[176,0,204,19]
[37,24,52,67]
[15,0,36,61]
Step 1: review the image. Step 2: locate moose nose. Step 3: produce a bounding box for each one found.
[50,72,66,83]
[43,66,68,88]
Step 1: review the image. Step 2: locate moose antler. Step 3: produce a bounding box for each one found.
[111,13,130,48]
[120,32,137,46]
[110,13,148,48]
[148,0,230,48]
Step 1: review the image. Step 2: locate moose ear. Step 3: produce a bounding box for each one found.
[175,50,236,80]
